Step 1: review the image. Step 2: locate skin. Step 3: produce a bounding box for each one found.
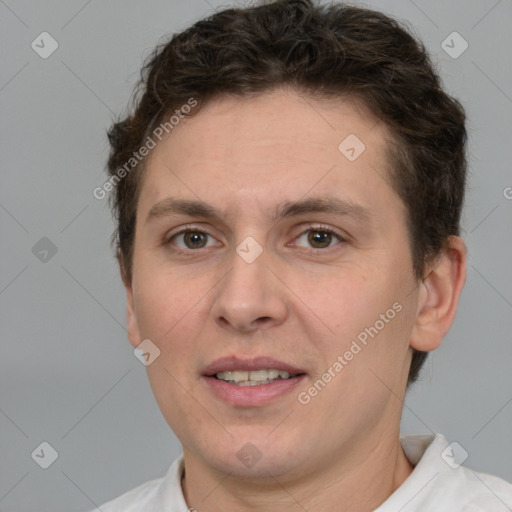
[122,88,466,511]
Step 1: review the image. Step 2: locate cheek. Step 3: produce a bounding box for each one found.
[297,267,396,337]
[132,264,205,342]
[145,358,213,447]
[299,265,414,381]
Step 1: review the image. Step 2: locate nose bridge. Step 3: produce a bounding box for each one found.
[212,238,286,332]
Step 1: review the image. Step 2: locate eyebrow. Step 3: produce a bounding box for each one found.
[145,196,374,225]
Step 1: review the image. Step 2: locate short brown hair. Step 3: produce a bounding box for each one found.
[106,0,467,384]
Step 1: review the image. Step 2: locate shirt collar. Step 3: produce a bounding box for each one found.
[157,433,449,511]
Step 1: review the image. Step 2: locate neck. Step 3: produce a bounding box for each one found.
[181,429,414,512]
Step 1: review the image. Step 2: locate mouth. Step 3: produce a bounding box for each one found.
[213,368,304,386]
[203,356,306,383]
[202,356,307,406]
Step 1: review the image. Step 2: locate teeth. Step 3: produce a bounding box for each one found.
[215,368,295,385]
[267,369,280,379]
[249,369,268,381]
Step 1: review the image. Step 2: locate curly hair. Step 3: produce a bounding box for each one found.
[106,0,467,385]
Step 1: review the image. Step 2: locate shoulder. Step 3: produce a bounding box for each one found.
[88,476,164,512]
[86,456,186,512]
[450,466,512,511]
[379,434,512,511]
[423,435,512,510]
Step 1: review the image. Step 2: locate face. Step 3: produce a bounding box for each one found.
[125,89,421,481]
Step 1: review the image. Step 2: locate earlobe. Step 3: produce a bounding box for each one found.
[410,236,467,352]
[125,282,142,349]
[119,254,142,349]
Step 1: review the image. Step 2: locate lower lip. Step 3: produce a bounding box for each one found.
[202,375,307,407]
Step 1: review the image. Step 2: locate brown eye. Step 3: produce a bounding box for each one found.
[294,227,344,251]
[167,229,217,251]
[307,230,333,249]
[182,231,208,249]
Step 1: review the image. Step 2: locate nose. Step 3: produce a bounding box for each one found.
[211,244,288,334]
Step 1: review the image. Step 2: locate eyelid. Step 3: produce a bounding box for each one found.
[298,223,346,239]
[164,223,347,251]
[164,224,219,245]
[289,223,347,249]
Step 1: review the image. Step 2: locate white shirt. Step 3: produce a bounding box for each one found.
[91,433,512,511]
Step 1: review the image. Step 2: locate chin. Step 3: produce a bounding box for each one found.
[208,451,301,480]
[196,431,310,479]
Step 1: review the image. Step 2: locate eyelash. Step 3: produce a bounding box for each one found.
[164,224,346,254]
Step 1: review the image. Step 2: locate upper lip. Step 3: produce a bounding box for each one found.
[202,356,306,376]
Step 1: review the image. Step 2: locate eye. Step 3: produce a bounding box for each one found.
[293,226,345,251]
[166,228,219,251]
[164,225,346,253]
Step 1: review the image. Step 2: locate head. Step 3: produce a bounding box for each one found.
[106,0,466,481]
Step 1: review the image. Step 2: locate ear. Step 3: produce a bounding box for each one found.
[410,236,466,352]
[118,253,142,349]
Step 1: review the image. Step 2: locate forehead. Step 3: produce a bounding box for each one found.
[138,89,400,222]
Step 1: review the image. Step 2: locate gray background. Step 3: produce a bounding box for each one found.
[1,0,511,510]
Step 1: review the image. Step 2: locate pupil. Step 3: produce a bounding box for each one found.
[186,232,206,248]
[309,230,331,248]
